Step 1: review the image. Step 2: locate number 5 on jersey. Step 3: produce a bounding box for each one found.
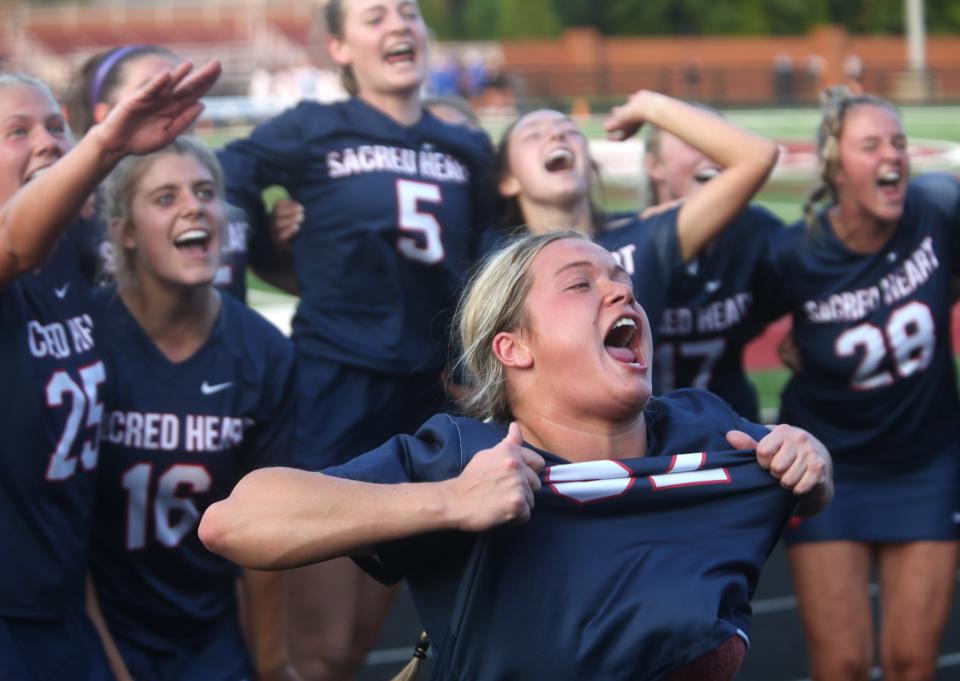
[397,179,445,264]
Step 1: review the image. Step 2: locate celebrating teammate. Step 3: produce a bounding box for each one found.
[85,136,299,681]
[638,110,785,420]
[756,87,960,681]
[218,0,495,677]
[65,45,254,301]
[200,230,832,681]
[493,90,778,339]
[0,61,219,680]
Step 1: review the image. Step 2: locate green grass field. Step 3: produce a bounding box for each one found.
[218,103,960,414]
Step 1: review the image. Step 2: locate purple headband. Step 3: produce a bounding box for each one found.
[90,45,144,109]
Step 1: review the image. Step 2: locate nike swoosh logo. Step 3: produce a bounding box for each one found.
[54,283,70,299]
[201,380,233,395]
[704,280,722,293]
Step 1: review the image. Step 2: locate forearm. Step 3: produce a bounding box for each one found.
[85,575,135,681]
[199,468,456,570]
[0,126,120,282]
[632,93,778,261]
[241,568,296,679]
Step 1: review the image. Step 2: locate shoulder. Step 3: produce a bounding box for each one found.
[324,414,504,483]
[419,113,494,166]
[905,172,960,219]
[648,389,768,449]
[219,295,294,364]
[731,204,786,236]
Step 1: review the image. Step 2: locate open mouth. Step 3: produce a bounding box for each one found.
[384,42,416,65]
[173,228,212,255]
[603,316,645,367]
[876,170,902,188]
[544,148,575,173]
[24,165,53,184]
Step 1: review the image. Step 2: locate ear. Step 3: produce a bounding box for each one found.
[492,330,533,369]
[93,101,112,125]
[498,172,520,199]
[110,217,136,251]
[326,34,352,69]
[644,153,664,183]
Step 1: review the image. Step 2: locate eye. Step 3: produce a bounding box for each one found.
[5,126,27,139]
[566,280,590,291]
[195,186,216,200]
[155,192,175,206]
[399,4,420,20]
[47,122,66,136]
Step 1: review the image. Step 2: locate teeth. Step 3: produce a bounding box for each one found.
[386,43,414,57]
[25,167,50,183]
[613,317,637,330]
[545,148,574,171]
[879,170,901,183]
[174,229,209,246]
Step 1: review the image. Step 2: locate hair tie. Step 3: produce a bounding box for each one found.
[90,45,143,110]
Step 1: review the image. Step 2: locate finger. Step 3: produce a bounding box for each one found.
[523,464,542,493]
[725,429,759,451]
[165,102,205,139]
[520,447,545,473]
[756,425,788,461]
[171,61,222,101]
[504,421,524,447]
[276,223,300,242]
[792,466,824,496]
[775,454,804,488]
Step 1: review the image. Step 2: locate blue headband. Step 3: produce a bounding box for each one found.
[90,45,144,109]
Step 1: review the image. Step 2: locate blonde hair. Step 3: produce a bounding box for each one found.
[105,136,225,286]
[454,230,591,422]
[803,86,901,230]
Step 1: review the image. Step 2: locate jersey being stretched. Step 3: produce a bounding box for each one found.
[89,288,297,651]
[0,230,104,618]
[653,205,783,420]
[219,98,495,373]
[324,390,796,681]
[756,173,960,463]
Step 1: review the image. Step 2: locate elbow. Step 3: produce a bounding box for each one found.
[198,499,240,562]
[198,472,272,569]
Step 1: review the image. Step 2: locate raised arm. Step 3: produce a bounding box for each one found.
[0,60,221,288]
[604,91,778,262]
[199,423,544,570]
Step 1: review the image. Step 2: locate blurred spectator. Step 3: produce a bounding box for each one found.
[773,53,795,104]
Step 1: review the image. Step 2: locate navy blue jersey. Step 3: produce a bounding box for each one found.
[0,232,104,618]
[88,287,297,652]
[219,98,495,373]
[756,173,960,465]
[211,202,250,303]
[598,208,682,344]
[653,205,784,420]
[325,390,795,681]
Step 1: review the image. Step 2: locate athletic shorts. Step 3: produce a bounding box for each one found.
[292,354,447,469]
[0,610,113,681]
[114,615,251,681]
[785,447,960,544]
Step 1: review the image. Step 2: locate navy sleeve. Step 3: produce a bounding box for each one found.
[907,173,960,268]
[750,226,794,323]
[323,414,469,583]
[246,332,299,469]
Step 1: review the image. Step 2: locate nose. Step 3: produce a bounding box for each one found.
[385,7,413,32]
[181,192,206,217]
[32,127,63,160]
[605,278,635,307]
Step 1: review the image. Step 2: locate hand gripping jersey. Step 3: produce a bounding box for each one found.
[598,209,683,345]
[652,205,784,420]
[0,229,104,618]
[219,98,495,373]
[325,390,797,681]
[88,287,297,652]
[756,173,960,464]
